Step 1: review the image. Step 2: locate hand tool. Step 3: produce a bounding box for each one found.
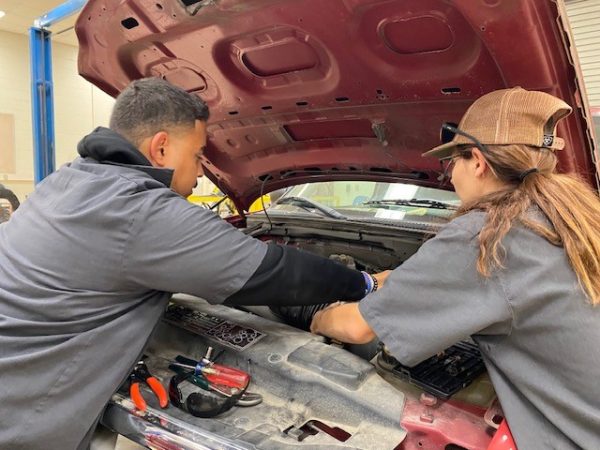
[174,348,250,390]
[129,360,169,411]
[168,362,263,406]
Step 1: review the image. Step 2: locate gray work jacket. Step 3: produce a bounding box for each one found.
[0,128,365,449]
[360,211,600,449]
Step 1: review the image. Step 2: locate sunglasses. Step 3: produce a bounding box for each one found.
[441,122,490,155]
[168,370,244,418]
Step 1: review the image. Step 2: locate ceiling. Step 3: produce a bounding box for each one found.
[0,0,80,46]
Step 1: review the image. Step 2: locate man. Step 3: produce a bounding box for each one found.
[0,199,10,223]
[0,183,19,223]
[0,78,382,450]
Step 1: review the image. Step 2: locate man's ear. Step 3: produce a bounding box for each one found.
[471,147,490,178]
[147,131,169,167]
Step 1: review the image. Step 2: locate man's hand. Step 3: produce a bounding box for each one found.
[372,270,392,289]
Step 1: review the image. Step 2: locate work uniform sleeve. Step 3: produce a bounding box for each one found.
[225,243,366,306]
[358,212,513,367]
[124,191,366,305]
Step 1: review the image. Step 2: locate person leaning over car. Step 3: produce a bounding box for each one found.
[0,198,11,223]
[0,183,20,223]
[0,77,386,450]
[310,88,600,449]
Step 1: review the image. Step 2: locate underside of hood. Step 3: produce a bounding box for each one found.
[76,0,597,211]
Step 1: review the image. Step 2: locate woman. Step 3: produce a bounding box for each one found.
[310,87,600,449]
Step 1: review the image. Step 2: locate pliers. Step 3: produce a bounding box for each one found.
[129,360,169,411]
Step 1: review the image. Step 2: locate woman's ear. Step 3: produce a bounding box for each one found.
[148,131,169,167]
[471,147,490,178]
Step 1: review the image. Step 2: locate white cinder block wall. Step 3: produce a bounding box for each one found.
[0,29,114,201]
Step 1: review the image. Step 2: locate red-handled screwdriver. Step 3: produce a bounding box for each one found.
[174,348,251,390]
[201,363,250,389]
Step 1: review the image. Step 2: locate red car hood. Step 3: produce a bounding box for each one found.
[76,0,597,211]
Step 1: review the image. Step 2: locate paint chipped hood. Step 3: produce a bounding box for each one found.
[76,0,598,211]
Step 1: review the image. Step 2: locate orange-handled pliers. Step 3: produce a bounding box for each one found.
[129,360,168,411]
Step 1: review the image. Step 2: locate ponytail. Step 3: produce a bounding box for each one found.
[457,144,600,305]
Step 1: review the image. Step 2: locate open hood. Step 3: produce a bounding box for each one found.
[76,0,597,211]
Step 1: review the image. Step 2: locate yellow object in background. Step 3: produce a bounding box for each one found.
[188,193,270,216]
[405,207,428,216]
[248,196,271,212]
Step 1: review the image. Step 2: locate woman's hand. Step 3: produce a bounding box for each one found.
[310,302,342,334]
[310,308,325,335]
[310,302,376,343]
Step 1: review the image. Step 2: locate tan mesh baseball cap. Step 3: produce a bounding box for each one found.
[423,87,573,159]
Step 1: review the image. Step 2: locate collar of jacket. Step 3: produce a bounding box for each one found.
[77,126,174,187]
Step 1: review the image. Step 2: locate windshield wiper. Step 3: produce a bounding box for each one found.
[363,198,457,210]
[276,196,347,220]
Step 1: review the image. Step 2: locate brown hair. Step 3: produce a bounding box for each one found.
[456,144,600,305]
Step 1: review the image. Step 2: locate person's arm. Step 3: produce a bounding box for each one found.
[224,244,368,306]
[311,213,513,366]
[267,269,392,330]
[310,302,376,343]
[125,192,370,306]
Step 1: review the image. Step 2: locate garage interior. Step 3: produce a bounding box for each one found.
[0,1,598,450]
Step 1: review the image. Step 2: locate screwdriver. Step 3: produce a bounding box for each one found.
[202,363,250,389]
[169,363,210,389]
[174,354,250,389]
[168,363,241,396]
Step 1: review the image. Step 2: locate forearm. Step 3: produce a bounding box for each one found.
[310,303,376,344]
[224,244,367,306]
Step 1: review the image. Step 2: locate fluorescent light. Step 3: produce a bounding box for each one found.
[0,11,5,19]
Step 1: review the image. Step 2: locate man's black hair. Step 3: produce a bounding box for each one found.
[109,77,210,147]
[0,187,20,211]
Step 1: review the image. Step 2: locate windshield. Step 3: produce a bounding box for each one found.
[268,181,460,223]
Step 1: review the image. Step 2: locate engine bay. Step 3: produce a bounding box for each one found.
[103,219,500,449]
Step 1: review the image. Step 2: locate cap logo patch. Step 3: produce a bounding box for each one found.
[543,135,554,147]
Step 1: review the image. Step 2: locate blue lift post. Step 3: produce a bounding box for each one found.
[29,0,87,184]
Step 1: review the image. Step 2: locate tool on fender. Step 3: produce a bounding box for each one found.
[168,362,263,407]
[174,347,250,389]
[168,348,262,408]
[235,391,263,407]
[168,369,244,418]
[168,361,227,393]
[129,360,169,412]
